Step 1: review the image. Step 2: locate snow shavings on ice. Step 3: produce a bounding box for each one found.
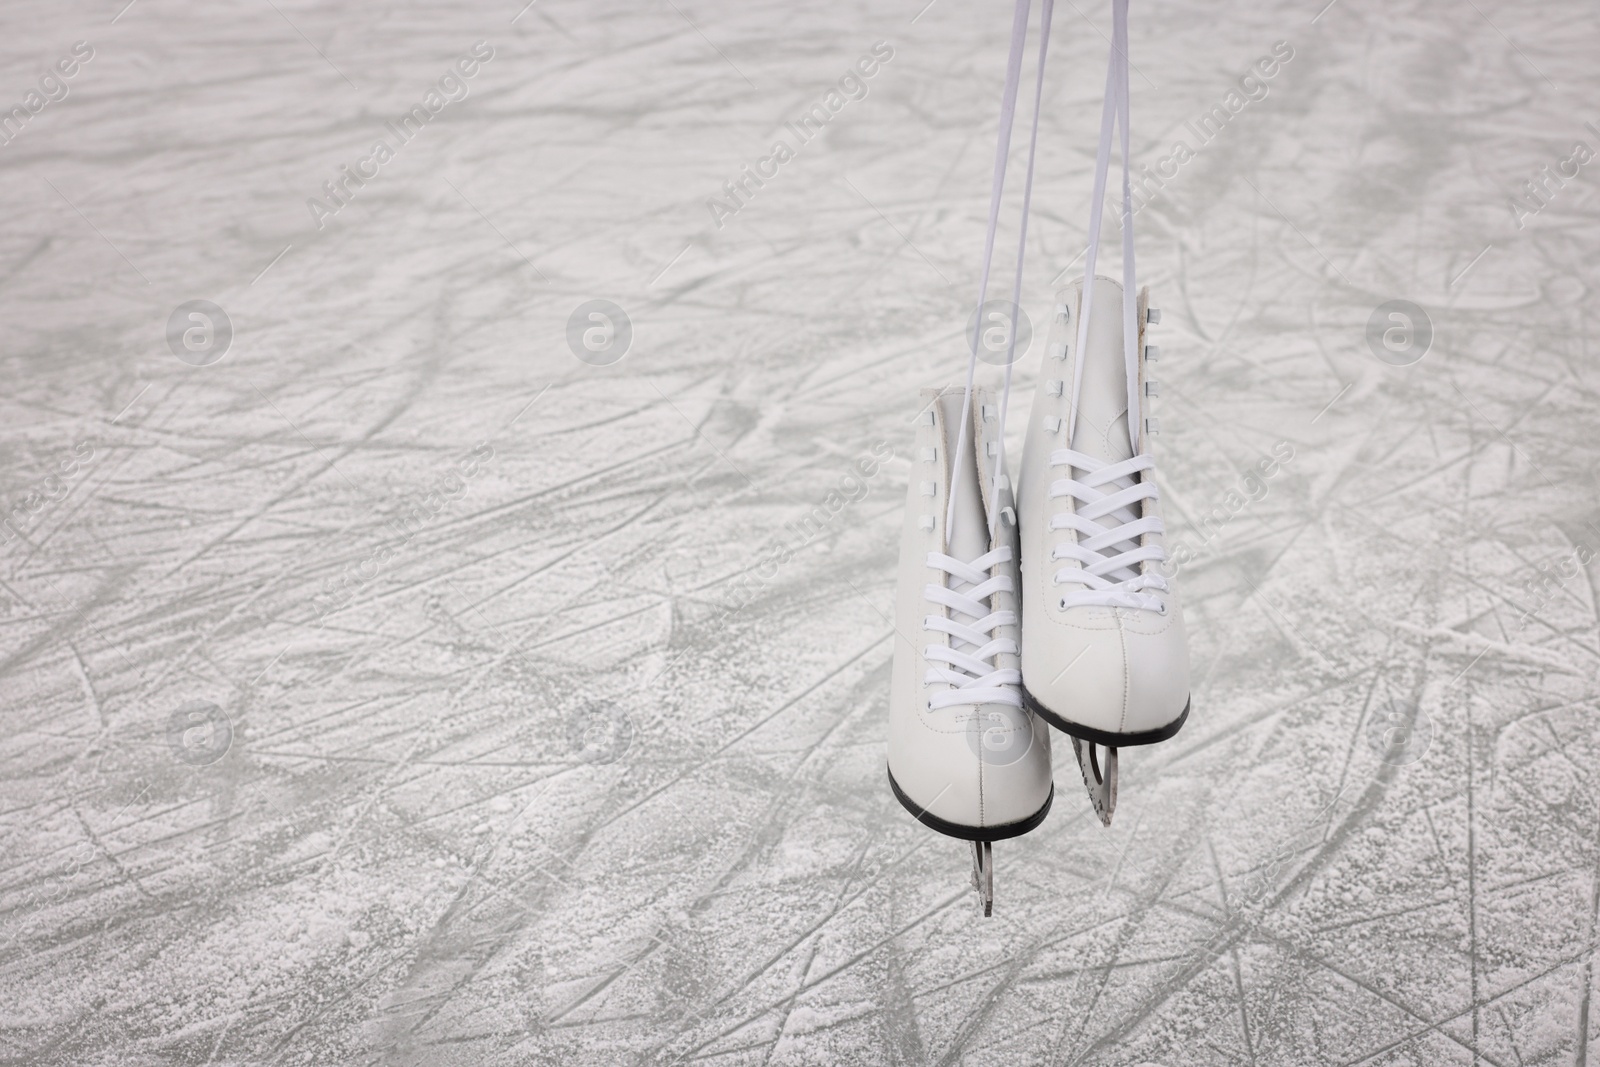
[1,0,1598,1064]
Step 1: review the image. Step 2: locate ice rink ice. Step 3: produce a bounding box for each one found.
[2,0,1599,1064]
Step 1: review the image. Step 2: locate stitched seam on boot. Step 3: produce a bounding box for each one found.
[977,741,986,829]
[1117,616,1130,734]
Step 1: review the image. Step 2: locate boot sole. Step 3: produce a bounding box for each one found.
[1021,685,1190,747]
[886,767,1053,842]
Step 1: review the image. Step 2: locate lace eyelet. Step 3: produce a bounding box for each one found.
[1059,597,1068,610]
[1157,602,1168,616]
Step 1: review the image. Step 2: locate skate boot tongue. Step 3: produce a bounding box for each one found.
[945,399,989,566]
[1068,357,1132,471]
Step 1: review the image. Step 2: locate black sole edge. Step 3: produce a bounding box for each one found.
[1021,687,1191,747]
[886,767,1053,842]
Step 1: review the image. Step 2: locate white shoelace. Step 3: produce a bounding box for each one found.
[923,548,1023,710]
[947,0,1052,538]
[924,0,1051,710]
[1050,0,1169,614]
[1068,0,1139,452]
[1049,449,1168,612]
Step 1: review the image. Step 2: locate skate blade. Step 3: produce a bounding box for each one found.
[969,840,993,917]
[1071,736,1118,826]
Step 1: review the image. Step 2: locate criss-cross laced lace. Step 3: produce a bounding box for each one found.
[923,546,1022,710]
[1049,449,1169,612]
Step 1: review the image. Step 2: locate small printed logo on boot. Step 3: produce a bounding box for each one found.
[1365,300,1432,367]
[566,300,632,366]
[568,701,633,764]
[167,700,233,766]
[1365,698,1431,766]
[966,299,1032,366]
[964,705,1037,767]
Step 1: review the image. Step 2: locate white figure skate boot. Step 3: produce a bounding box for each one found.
[887,0,1056,911]
[1016,0,1190,826]
[888,387,1053,915]
[1018,278,1190,825]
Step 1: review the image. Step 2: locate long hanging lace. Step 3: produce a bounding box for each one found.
[1068,0,1139,454]
[946,0,1052,538]
[926,0,1053,709]
[1052,0,1170,614]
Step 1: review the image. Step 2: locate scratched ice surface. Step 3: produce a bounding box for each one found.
[0,0,1596,1063]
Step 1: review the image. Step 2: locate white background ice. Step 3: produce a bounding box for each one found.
[1,0,1597,1064]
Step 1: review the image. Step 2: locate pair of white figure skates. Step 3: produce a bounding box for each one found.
[885,0,1189,914]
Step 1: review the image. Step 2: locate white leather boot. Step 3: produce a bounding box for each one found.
[1015,0,1190,826]
[888,387,1053,914]
[886,0,1056,913]
[1017,278,1190,824]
